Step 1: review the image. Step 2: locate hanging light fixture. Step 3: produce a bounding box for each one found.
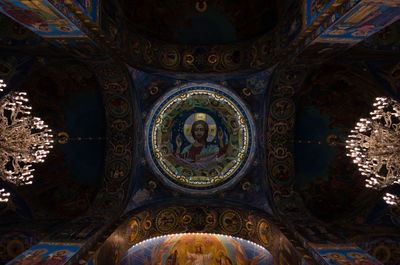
[346,97,400,205]
[0,79,54,202]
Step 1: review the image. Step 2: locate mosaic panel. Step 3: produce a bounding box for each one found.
[320,4,400,41]
[318,248,382,265]
[6,244,80,265]
[0,0,85,37]
[121,233,273,265]
[93,205,302,265]
[145,83,255,194]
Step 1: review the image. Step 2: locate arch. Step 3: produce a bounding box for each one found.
[92,203,303,265]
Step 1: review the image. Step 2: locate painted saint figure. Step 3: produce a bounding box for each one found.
[216,251,233,265]
[166,250,179,265]
[10,249,47,265]
[0,1,49,31]
[175,120,228,168]
[0,1,74,32]
[41,250,70,265]
[186,245,212,265]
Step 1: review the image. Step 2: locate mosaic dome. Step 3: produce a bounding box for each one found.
[145,83,255,194]
[121,233,273,265]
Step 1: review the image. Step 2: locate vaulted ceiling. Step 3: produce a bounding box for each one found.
[0,1,400,264]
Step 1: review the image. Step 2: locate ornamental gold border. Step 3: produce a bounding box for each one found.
[145,82,255,195]
[151,89,249,187]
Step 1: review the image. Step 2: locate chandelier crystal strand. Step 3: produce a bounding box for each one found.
[0,80,54,202]
[0,188,10,202]
[0,80,8,201]
[346,97,400,205]
[0,79,5,92]
[383,193,400,206]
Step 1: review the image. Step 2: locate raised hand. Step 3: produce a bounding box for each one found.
[218,128,223,141]
[218,128,224,148]
[176,135,182,147]
[175,135,182,154]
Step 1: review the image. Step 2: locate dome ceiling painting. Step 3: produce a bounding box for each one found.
[121,233,273,265]
[120,0,278,45]
[93,205,303,265]
[145,83,255,194]
[126,67,273,213]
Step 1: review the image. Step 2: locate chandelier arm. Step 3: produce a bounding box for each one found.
[346,96,400,205]
[0,80,53,196]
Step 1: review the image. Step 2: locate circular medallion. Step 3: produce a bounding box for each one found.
[107,96,130,118]
[144,220,152,230]
[270,98,295,120]
[219,210,242,234]
[222,48,243,70]
[145,83,255,194]
[182,214,192,225]
[156,209,178,233]
[6,239,25,258]
[112,119,128,131]
[271,162,292,184]
[257,219,270,246]
[371,246,391,264]
[160,47,180,69]
[106,160,129,181]
[128,217,141,243]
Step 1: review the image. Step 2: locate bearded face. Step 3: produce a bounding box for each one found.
[191,120,209,143]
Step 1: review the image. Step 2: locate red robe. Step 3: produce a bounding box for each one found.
[41,256,67,265]
[178,144,228,162]
[0,2,46,28]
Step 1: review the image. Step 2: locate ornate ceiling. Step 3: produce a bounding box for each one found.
[0,0,400,265]
[98,0,298,75]
[120,0,278,45]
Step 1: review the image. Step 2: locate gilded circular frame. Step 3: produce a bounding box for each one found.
[145,83,255,194]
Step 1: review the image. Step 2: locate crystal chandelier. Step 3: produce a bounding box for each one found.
[0,79,54,202]
[346,97,400,205]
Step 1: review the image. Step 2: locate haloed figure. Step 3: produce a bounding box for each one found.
[186,245,212,265]
[175,120,227,163]
[216,251,232,265]
[41,250,69,265]
[10,249,47,265]
[166,250,178,265]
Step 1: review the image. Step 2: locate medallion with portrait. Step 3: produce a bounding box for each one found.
[145,83,255,194]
